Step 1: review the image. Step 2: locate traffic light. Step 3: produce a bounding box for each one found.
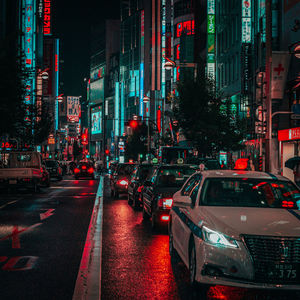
[129,120,138,128]
[105,149,110,155]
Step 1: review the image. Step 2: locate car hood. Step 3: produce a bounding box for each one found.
[200,206,300,239]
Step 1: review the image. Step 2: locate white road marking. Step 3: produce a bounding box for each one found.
[0,200,18,210]
[73,176,104,300]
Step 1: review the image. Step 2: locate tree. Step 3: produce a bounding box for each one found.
[173,74,245,156]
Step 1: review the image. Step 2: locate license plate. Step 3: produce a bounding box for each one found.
[268,264,298,281]
[9,180,17,184]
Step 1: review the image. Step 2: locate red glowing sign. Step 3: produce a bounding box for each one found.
[157,107,162,133]
[278,127,300,141]
[43,0,51,35]
[176,20,195,38]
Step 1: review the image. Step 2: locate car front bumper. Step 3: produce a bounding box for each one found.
[194,238,300,290]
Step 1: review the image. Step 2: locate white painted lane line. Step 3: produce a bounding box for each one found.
[0,200,18,210]
[73,176,104,300]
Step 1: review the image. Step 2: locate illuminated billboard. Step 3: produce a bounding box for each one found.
[242,0,251,43]
[22,0,36,123]
[91,110,102,135]
[43,0,51,35]
[67,96,81,123]
[207,0,215,79]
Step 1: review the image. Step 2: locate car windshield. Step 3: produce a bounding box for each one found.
[201,178,300,208]
[157,166,196,187]
[45,160,58,167]
[199,160,221,170]
[78,163,92,168]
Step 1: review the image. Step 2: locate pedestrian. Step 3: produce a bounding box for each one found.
[293,163,300,187]
[220,160,227,169]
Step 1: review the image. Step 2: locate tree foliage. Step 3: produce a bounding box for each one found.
[173,75,245,156]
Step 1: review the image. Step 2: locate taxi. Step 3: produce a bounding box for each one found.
[169,169,300,290]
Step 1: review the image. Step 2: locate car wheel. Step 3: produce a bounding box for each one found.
[114,190,119,199]
[127,193,132,205]
[151,211,158,231]
[142,204,150,220]
[189,241,197,286]
[133,195,139,210]
[46,178,50,187]
[169,223,180,263]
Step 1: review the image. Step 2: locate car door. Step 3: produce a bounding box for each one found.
[173,174,202,262]
[128,168,138,198]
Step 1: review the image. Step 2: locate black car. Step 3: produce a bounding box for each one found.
[41,164,50,187]
[45,160,63,180]
[128,163,153,209]
[74,162,95,179]
[110,163,136,198]
[142,164,197,230]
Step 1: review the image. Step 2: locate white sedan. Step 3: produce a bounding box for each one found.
[169,170,300,290]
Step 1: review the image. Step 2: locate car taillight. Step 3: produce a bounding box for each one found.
[40,168,44,173]
[82,166,87,170]
[137,185,144,193]
[282,200,294,208]
[158,198,173,209]
[160,215,170,221]
[74,168,80,174]
[88,167,94,174]
[118,179,128,186]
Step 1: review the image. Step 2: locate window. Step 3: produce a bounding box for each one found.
[189,175,202,206]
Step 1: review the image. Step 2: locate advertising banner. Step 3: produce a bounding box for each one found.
[271,51,290,99]
[67,96,81,122]
[91,110,102,134]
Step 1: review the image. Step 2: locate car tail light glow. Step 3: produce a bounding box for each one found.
[88,168,94,174]
[74,168,80,174]
[81,165,87,170]
[158,198,173,209]
[137,185,144,193]
[282,200,294,208]
[161,215,170,221]
[118,179,128,186]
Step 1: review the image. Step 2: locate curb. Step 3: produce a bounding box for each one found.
[73,176,104,300]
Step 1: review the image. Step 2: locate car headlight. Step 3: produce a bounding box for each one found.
[202,226,238,248]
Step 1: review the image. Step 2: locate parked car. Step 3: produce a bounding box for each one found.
[142,164,197,230]
[0,151,43,192]
[169,170,300,290]
[45,160,63,180]
[110,162,137,198]
[128,163,153,208]
[74,162,95,179]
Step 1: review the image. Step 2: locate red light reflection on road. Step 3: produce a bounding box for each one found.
[207,285,246,300]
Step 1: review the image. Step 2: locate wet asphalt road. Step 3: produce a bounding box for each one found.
[0,176,98,300]
[101,179,300,300]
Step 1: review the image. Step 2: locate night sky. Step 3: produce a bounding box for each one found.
[52,0,120,98]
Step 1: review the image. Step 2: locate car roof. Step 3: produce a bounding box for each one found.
[198,170,289,181]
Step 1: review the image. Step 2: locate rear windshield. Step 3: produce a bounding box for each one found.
[157,167,196,187]
[117,164,136,175]
[201,178,300,208]
[45,160,58,167]
[7,153,40,168]
[137,165,153,181]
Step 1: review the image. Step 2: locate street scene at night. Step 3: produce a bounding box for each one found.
[1,0,300,299]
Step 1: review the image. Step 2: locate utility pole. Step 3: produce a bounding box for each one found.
[265,0,272,172]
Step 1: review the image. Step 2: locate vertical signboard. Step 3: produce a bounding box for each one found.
[139,10,145,117]
[22,0,36,123]
[206,0,215,79]
[67,96,81,123]
[114,82,120,137]
[91,107,102,134]
[54,39,59,130]
[242,0,251,43]
[43,0,51,35]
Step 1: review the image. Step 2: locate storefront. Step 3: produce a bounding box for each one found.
[278,127,300,181]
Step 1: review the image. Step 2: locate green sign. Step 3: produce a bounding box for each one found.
[152,158,158,164]
[207,15,215,34]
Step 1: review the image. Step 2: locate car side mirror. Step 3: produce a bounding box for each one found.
[173,195,192,208]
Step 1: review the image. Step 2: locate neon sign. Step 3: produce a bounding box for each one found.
[22,0,36,123]
[207,0,215,79]
[43,0,51,35]
[176,20,195,38]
